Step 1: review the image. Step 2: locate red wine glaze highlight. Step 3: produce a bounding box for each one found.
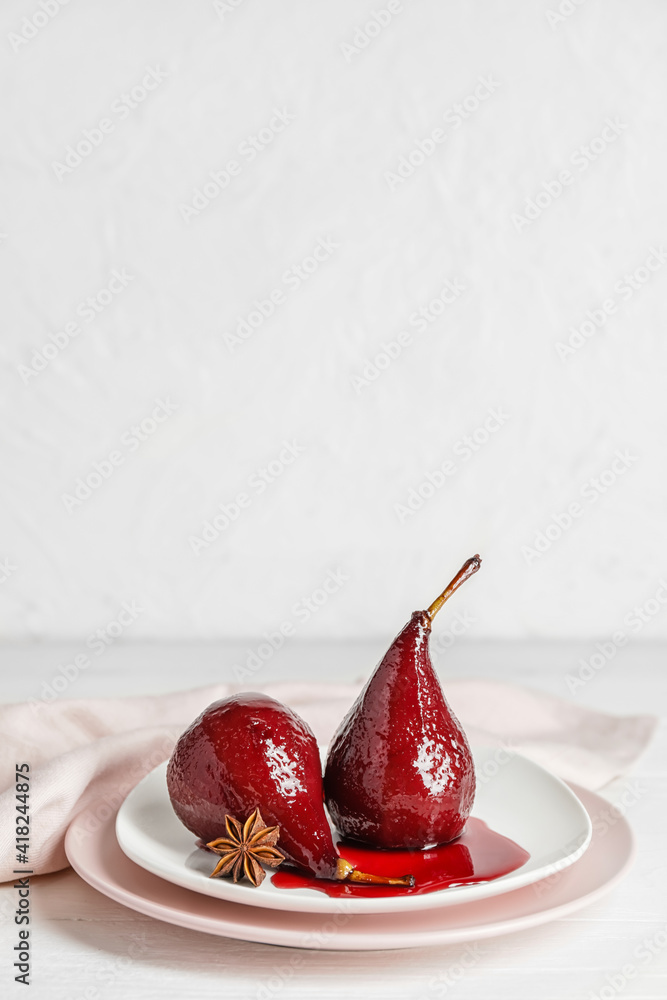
[271,818,530,897]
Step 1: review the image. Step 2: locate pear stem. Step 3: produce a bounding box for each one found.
[336,857,415,888]
[346,869,415,888]
[426,555,482,622]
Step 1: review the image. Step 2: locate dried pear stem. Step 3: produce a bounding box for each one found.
[426,555,482,622]
[336,858,415,888]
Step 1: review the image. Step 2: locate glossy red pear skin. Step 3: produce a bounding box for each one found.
[324,611,475,849]
[166,693,339,879]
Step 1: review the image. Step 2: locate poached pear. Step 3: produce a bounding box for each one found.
[324,556,481,850]
[167,692,413,886]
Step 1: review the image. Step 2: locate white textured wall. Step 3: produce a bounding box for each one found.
[1,0,667,642]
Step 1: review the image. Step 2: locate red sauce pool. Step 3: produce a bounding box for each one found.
[271,818,530,897]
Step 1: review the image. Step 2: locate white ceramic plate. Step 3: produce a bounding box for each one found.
[115,747,592,914]
[67,782,632,950]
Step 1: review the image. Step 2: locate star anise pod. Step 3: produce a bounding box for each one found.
[205,808,285,887]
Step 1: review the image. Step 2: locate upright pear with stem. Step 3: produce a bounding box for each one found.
[324,556,481,850]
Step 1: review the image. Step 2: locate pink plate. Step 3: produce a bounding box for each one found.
[64,784,634,951]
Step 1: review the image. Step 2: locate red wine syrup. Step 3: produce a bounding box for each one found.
[271,818,530,897]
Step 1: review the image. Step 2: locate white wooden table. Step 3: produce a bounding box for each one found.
[1,640,665,1000]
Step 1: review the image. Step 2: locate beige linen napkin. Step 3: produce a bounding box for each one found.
[0,680,656,883]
